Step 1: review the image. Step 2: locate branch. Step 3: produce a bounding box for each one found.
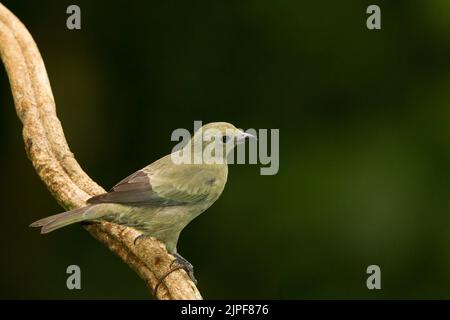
[0,3,202,300]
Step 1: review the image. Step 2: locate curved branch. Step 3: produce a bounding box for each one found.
[0,3,202,300]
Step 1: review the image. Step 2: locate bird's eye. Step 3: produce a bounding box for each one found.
[222,135,231,143]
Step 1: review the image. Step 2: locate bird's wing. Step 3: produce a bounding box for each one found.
[87,161,210,206]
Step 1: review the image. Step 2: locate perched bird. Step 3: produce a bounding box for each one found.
[30,122,255,287]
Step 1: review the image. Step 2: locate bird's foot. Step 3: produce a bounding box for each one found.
[171,253,197,285]
[133,236,197,295]
[133,233,149,245]
[153,253,197,296]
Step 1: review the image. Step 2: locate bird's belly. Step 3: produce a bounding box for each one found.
[109,204,206,236]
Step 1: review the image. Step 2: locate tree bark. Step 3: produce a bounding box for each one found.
[0,3,202,300]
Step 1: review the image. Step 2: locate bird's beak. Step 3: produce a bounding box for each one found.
[236,131,257,144]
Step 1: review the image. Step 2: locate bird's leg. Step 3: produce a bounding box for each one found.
[171,253,197,284]
[153,253,197,296]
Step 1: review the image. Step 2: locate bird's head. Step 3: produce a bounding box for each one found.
[187,122,256,164]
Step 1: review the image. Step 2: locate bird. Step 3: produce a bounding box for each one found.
[30,122,255,289]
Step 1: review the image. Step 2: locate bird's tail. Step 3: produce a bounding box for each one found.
[30,205,99,234]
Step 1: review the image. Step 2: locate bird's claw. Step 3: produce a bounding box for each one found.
[133,234,148,245]
[153,253,197,296]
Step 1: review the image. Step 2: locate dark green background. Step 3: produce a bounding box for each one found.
[2,0,450,299]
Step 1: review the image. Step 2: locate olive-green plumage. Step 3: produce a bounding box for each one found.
[30,122,254,254]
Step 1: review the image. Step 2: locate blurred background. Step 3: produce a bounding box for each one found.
[1,0,450,299]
